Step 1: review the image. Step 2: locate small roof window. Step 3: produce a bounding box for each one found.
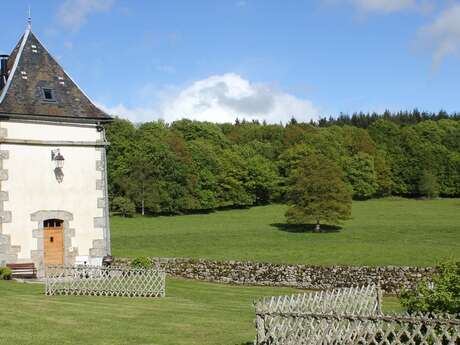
[41,88,57,102]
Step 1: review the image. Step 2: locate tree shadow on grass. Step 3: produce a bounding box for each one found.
[271,223,342,233]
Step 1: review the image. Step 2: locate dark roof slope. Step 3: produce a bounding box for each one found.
[0,29,111,123]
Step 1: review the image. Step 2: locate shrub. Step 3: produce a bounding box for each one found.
[130,256,152,269]
[111,196,136,217]
[399,261,460,314]
[0,267,12,280]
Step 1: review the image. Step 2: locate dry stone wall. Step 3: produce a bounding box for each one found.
[115,257,435,294]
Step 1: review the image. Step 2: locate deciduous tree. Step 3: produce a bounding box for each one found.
[418,171,440,199]
[285,153,352,231]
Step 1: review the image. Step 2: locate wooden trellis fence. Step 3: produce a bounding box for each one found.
[45,265,166,298]
[254,285,380,344]
[254,285,460,345]
[255,311,460,345]
[255,285,381,315]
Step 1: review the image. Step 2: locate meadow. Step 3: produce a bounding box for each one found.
[2,197,454,345]
[111,198,460,267]
[0,279,401,345]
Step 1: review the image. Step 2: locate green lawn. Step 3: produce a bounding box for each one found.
[0,279,401,345]
[111,198,460,266]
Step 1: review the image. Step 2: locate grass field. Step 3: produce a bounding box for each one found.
[111,198,460,266]
[0,279,401,345]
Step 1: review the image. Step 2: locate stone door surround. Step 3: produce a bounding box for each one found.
[30,210,76,277]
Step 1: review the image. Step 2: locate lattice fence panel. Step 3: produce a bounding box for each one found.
[254,285,381,344]
[255,285,380,316]
[46,265,166,298]
[256,312,460,345]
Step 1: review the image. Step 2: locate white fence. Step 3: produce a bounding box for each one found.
[45,265,166,298]
[255,285,381,315]
[255,311,460,345]
[254,285,460,345]
[254,285,380,344]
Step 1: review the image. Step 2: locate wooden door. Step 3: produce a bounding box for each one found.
[44,219,64,266]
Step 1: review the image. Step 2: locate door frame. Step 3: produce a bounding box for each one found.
[30,210,77,277]
[44,220,65,266]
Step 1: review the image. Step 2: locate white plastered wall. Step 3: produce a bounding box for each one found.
[4,121,100,141]
[1,120,105,262]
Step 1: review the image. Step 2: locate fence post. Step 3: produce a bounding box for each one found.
[376,278,383,316]
[256,313,266,345]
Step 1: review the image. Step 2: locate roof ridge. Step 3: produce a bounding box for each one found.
[0,27,30,105]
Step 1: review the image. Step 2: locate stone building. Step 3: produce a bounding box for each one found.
[0,25,112,276]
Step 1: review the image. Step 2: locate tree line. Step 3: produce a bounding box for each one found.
[105,110,460,216]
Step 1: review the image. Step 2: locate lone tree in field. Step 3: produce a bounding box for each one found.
[285,153,352,232]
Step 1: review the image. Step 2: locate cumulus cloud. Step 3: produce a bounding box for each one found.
[352,0,418,13]
[98,103,157,123]
[58,0,114,30]
[323,0,432,14]
[416,3,460,68]
[102,73,319,124]
[155,64,176,74]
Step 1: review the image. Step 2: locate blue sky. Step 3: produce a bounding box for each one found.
[2,0,460,123]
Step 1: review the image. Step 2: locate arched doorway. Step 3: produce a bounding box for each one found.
[44,219,64,266]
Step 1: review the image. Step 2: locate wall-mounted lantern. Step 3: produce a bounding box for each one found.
[51,149,65,168]
[51,149,65,183]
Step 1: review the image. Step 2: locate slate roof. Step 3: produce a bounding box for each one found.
[0,28,111,123]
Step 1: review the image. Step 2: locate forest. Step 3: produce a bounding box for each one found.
[105,110,460,215]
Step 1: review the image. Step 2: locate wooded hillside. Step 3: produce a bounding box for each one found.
[105,110,460,214]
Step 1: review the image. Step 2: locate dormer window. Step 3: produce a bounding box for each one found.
[41,88,57,102]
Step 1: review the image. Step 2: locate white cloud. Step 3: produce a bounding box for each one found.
[101,73,319,124]
[416,3,460,68]
[58,0,114,30]
[352,0,418,13]
[98,103,156,123]
[155,64,176,74]
[63,41,73,50]
[323,0,432,14]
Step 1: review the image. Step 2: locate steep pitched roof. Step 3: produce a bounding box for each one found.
[0,28,111,123]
